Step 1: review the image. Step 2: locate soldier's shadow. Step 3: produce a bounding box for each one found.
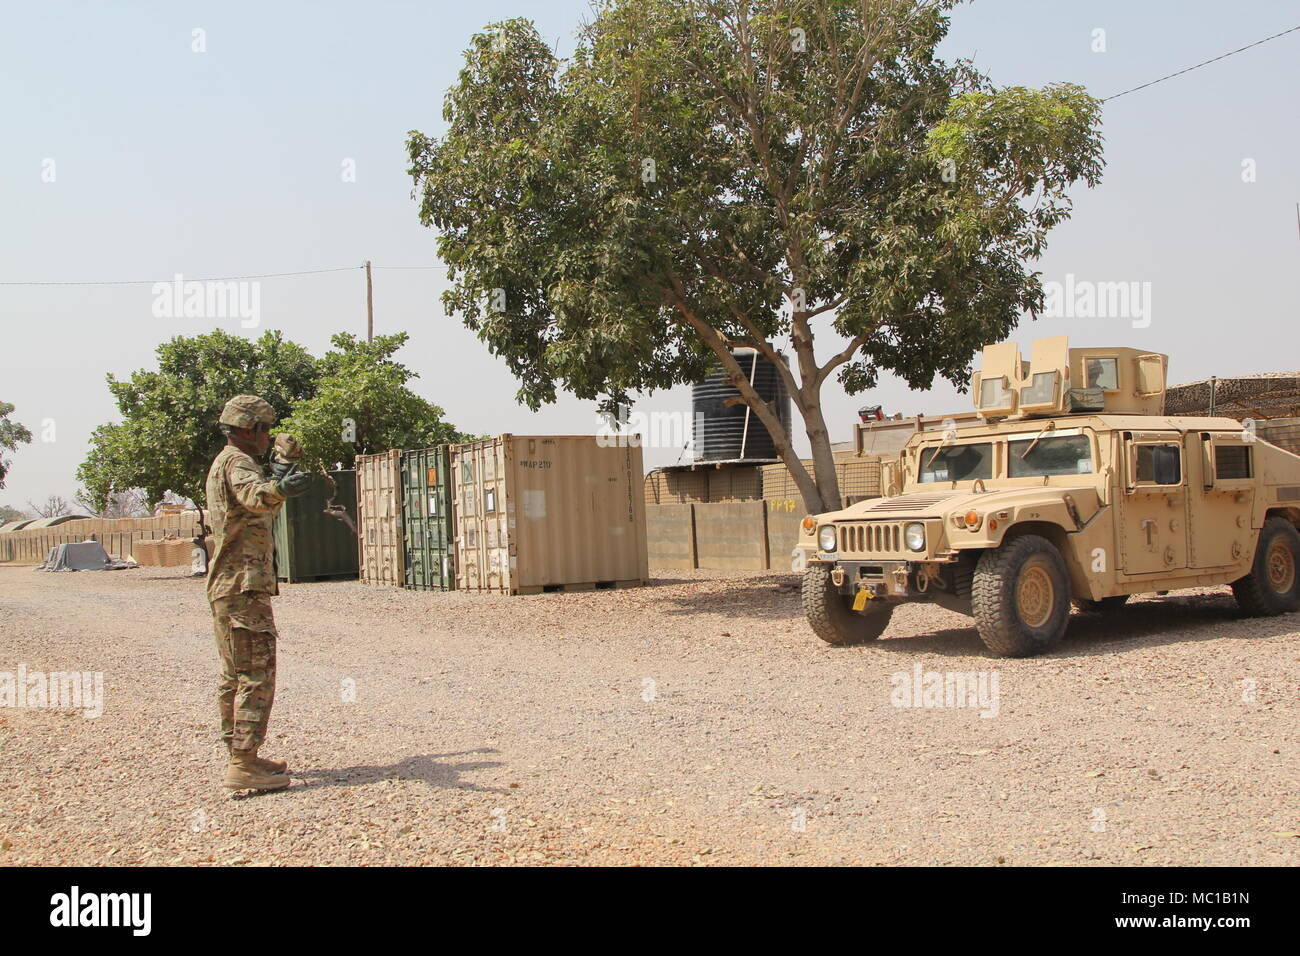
[285,749,509,795]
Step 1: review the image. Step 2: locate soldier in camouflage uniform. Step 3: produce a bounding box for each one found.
[207,395,312,791]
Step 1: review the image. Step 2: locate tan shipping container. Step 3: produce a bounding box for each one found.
[452,435,648,594]
[356,449,405,587]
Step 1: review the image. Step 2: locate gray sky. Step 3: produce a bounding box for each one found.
[2,0,1298,511]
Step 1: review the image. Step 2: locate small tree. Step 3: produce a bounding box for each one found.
[27,495,72,519]
[74,487,151,518]
[0,504,30,524]
[0,401,33,490]
[407,0,1104,512]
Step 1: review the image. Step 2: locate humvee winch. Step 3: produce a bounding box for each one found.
[796,337,1300,657]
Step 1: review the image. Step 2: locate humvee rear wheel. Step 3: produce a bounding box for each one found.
[972,535,1070,657]
[801,564,893,646]
[1073,594,1130,613]
[1231,517,1300,616]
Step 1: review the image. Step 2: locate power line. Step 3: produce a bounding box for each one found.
[1102,24,1300,102]
[0,266,363,287]
[0,264,452,286]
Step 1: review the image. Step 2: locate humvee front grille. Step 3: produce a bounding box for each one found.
[839,522,903,556]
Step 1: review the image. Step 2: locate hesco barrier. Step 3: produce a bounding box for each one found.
[273,469,359,583]
[401,447,455,591]
[644,456,882,507]
[643,464,763,505]
[356,450,404,587]
[0,514,203,565]
[759,454,882,506]
[646,498,882,571]
[1258,418,1300,456]
[451,435,648,594]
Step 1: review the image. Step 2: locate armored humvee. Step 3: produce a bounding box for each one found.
[796,337,1300,657]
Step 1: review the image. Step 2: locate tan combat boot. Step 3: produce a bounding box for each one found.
[224,744,287,775]
[224,752,290,791]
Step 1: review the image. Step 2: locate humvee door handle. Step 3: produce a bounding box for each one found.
[1141,518,1157,546]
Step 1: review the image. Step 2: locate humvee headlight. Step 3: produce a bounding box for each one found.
[818,525,838,552]
[904,522,926,552]
[801,515,817,533]
[964,510,983,530]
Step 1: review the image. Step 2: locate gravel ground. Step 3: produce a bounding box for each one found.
[1,563,1296,866]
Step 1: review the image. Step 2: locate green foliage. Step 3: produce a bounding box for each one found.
[279,333,473,471]
[77,330,318,508]
[0,504,30,523]
[0,401,34,490]
[407,0,1105,509]
[77,330,466,507]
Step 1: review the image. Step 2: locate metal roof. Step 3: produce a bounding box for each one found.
[22,514,92,529]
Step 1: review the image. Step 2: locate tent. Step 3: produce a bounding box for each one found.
[37,540,134,572]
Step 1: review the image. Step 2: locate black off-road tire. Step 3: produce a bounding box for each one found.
[1231,517,1300,616]
[801,564,893,646]
[972,535,1071,657]
[1073,594,1130,613]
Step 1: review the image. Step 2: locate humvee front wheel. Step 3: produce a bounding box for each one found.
[972,535,1071,657]
[801,564,893,646]
[1231,517,1300,616]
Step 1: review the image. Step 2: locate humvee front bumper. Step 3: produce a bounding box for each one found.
[828,559,914,600]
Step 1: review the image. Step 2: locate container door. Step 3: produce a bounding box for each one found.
[401,450,429,589]
[453,443,482,590]
[433,446,455,590]
[453,437,512,592]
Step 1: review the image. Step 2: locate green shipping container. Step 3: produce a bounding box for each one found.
[273,469,360,582]
[401,447,455,590]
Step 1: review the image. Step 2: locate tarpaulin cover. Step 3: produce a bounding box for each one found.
[37,540,133,572]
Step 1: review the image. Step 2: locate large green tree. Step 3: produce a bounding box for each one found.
[279,332,472,470]
[77,330,318,508]
[78,330,469,507]
[407,0,1104,511]
[0,401,34,490]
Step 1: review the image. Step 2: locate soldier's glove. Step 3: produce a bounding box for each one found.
[269,459,298,481]
[276,472,313,499]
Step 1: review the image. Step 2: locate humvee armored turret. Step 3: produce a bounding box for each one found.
[796,337,1300,656]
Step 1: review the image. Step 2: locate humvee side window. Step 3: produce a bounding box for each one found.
[1135,444,1181,485]
[1086,358,1118,390]
[1215,445,1252,480]
[1009,435,1093,477]
[919,442,994,483]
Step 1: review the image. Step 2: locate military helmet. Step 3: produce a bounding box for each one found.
[218,395,277,429]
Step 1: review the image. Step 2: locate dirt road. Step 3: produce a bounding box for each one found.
[1,565,1296,865]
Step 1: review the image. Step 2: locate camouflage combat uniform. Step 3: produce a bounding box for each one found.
[206,444,286,753]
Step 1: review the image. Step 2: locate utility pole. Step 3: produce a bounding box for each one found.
[365,260,374,343]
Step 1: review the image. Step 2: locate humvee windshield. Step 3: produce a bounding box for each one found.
[1008,434,1093,477]
[919,442,994,483]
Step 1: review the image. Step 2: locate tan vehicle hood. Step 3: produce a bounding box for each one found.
[842,485,1101,521]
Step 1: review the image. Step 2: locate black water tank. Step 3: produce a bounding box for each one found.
[691,349,792,461]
